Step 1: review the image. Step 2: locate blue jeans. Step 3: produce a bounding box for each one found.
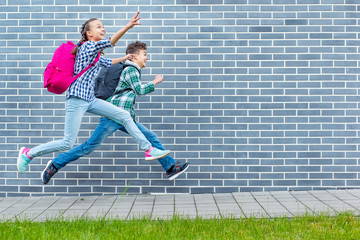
[29,97,151,158]
[52,118,176,171]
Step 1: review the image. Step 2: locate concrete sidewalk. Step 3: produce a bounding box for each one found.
[1,189,360,222]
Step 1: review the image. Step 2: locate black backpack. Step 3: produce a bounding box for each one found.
[94,62,140,100]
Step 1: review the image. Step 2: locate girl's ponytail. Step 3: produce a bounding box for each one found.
[71,18,98,55]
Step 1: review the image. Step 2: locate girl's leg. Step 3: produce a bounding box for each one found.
[18,97,89,173]
[118,122,176,171]
[88,98,152,151]
[42,118,122,184]
[135,122,176,171]
[52,118,121,169]
[29,97,89,158]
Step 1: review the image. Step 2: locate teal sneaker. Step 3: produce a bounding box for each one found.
[145,147,170,161]
[17,147,32,173]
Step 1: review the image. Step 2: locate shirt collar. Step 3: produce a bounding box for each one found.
[124,60,141,72]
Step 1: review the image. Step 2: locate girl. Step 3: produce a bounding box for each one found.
[17,12,170,173]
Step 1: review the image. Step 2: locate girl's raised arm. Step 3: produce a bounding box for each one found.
[110,12,141,46]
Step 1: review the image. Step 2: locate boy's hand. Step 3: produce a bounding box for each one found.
[126,12,141,29]
[152,75,164,86]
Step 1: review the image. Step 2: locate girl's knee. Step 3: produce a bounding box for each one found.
[123,113,132,122]
[61,139,74,150]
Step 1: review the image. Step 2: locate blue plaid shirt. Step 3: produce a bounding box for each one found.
[67,37,113,101]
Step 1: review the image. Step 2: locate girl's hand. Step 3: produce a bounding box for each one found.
[126,12,141,29]
[110,12,141,46]
[125,54,136,61]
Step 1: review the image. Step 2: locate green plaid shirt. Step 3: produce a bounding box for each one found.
[107,61,154,121]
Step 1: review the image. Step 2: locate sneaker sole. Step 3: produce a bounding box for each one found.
[145,151,171,161]
[168,164,189,181]
[41,160,53,184]
[17,147,26,173]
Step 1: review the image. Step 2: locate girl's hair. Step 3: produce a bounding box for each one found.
[71,18,104,56]
[126,41,147,55]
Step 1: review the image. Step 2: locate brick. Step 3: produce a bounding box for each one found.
[1,0,360,195]
[191,187,214,194]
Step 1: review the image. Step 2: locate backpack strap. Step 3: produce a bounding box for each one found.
[113,65,141,96]
[123,64,141,78]
[73,53,101,80]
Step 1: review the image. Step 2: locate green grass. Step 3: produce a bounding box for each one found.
[1,213,360,239]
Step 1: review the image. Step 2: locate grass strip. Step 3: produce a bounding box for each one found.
[1,212,360,239]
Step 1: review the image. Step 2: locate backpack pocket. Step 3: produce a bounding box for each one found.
[43,62,57,88]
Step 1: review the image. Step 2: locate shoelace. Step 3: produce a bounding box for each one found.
[165,162,180,175]
[47,165,57,176]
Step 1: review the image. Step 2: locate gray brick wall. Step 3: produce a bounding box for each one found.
[1,0,360,197]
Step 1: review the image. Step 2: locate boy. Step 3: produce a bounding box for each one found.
[42,41,189,184]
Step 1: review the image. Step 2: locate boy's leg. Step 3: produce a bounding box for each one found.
[42,118,121,184]
[118,121,188,180]
[134,122,176,171]
[88,98,151,150]
[52,118,122,169]
[88,99,170,161]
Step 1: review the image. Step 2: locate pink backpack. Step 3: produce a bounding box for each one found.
[43,41,100,94]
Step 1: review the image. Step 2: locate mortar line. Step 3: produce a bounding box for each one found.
[150,195,156,219]
[288,191,319,215]
[56,196,81,220]
[269,191,295,217]
[345,189,360,201]
[286,191,315,216]
[0,197,24,214]
[211,193,223,218]
[326,189,360,215]
[30,196,62,222]
[230,192,246,218]
[307,191,339,214]
[103,195,119,220]
[12,197,44,221]
[249,192,271,218]
[192,193,198,217]
[125,195,137,220]
[80,195,102,219]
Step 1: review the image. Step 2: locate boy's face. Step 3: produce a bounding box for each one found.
[134,49,148,69]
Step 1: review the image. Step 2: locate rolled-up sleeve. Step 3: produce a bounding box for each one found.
[125,67,155,96]
[83,37,113,58]
[99,56,112,68]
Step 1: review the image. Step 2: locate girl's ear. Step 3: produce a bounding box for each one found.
[86,30,92,39]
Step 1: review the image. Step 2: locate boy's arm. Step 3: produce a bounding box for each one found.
[152,75,164,86]
[123,67,155,96]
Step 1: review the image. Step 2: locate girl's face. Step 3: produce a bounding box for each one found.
[87,20,106,42]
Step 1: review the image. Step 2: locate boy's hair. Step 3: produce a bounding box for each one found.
[126,41,147,55]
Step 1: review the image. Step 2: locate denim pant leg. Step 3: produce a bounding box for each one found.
[118,121,176,171]
[52,118,122,169]
[87,98,151,151]
[29,97,89,158]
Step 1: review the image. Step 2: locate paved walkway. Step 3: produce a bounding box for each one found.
[1,189,360,222]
